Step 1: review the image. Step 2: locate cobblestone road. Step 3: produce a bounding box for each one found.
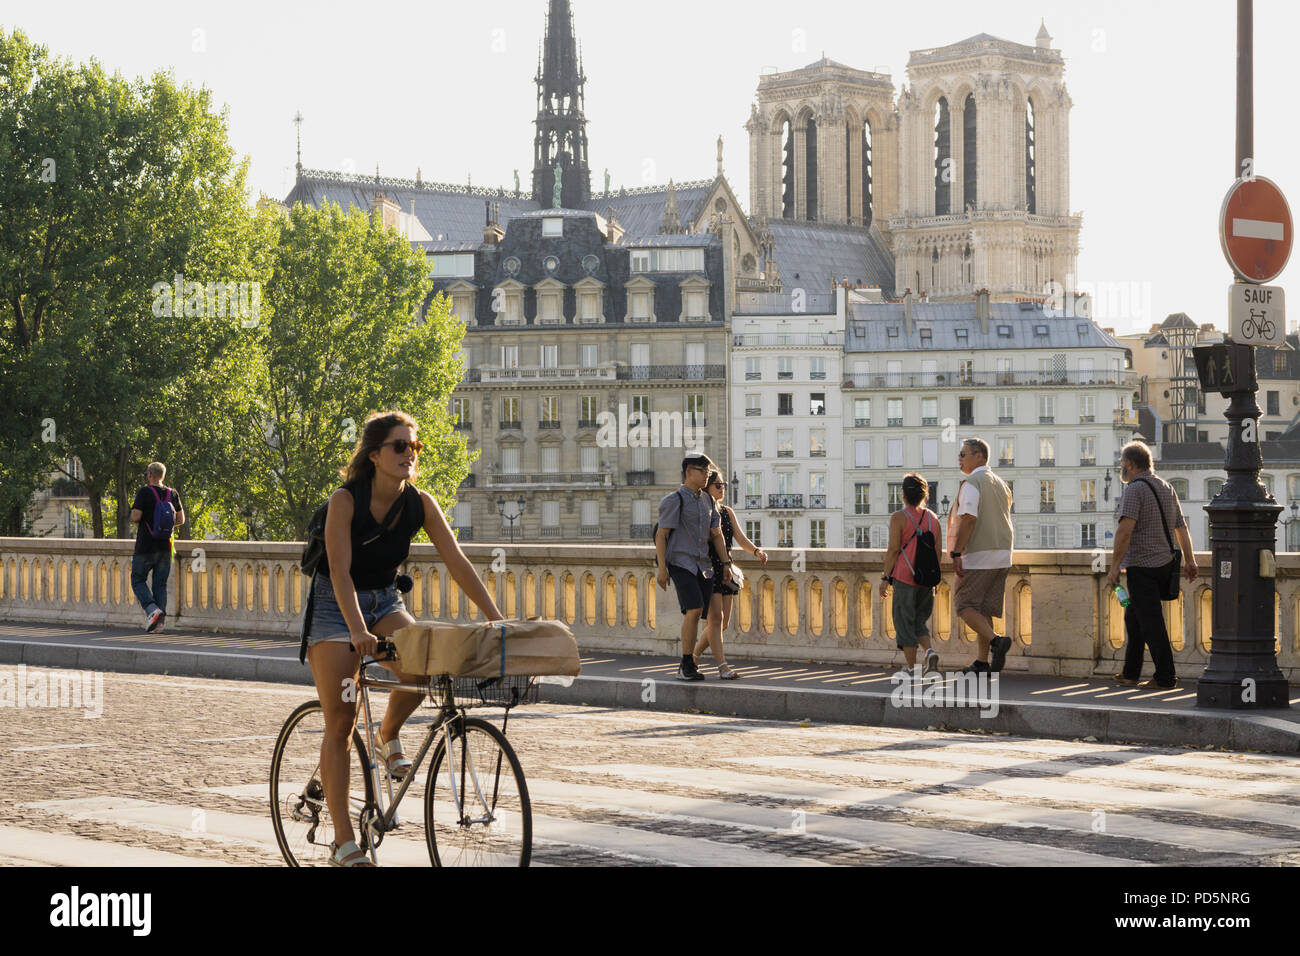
[2,665,1300,867]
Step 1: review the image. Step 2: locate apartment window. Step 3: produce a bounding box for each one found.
[452,397,472,427]
[958,360,974,382]
[921,360,938,387]
[631,446,649,471]
[854,439,871,468]
[685,393,706,428]
[1262,474,1275,495]
[996,358,1013,384]
[1079,357,1095,381]
[887,398,903,427]
[852,360,868,387]
[580,500,599,533]
[1208,478,1226,499]
[777,519,794,548]
[778,393,794,416]
[888,483,904,513]
[431,253,475,277]
[630,394,650,425]
[778,357,793,380]
[501,345,519,369]
[579,290,602,321]
[627,287,654,320]
[854,526,871,548]
[1079,394,1096,422]
[1268,391,1280,416]
[580,344,598,368]
[745,357,762,381]
[1040,480,1055,512]
[854,398,871,427]
[1081,523,1097,548]
[1170,478,1190,498]
[1275,352,1288,375]
[745,473,762,504]
[580,395,599,425]
[998,436,1014,467]
[775,472,795,495]
[1288,475,1300,499]
[959,398,974,427]
[540,344,558,368]
[887,360,903,385]
[502,397,520,425]
[1039,524,1058,548]
[1080,435,1096,465]
[855,483,871,515]
[777,429,794,457]
[541,500,561,529]
[501,447,521,475]
[1039,437,1055,465]
[1039,395,1055,424]
[955,328,969,343]
[541,446,560,474]
[540,395,559,425]
[746,520,763,547]
[630,249,650,272]
[746,393,761,416]
[921,397,938,426]
[997,325,1013,338]
[809,519,826,548]
[630,343,651,376]
[918,327,933,346]
[922,438,938,467]
[1081,478,1097,512]
[997,395,1014,424]
[810,357,826,380]
[632,500,650,528]
[542,217,563,237]
[810,429,826,457]
[453,502,472,530]
[580,446,599,473]
[810,393,826,416]
[887,439,903,468]
[746,430,762,458]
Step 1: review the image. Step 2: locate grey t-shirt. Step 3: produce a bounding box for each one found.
[658,485,720,576]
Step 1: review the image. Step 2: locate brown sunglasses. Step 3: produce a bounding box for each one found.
[380,439,424,454]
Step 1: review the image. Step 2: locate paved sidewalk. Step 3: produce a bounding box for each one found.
[2,621,1298,754]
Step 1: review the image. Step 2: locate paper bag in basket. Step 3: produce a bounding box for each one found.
[390,619,581,678]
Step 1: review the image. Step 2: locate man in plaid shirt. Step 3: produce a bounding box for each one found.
[1105,441,1199,688]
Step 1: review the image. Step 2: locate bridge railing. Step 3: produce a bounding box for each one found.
[1,538,1296,683]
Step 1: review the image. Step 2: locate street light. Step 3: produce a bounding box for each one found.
[730,472,739,506]
[1283,500,1299,551]
[496,495,526,544]
[940,495,950,518]
[1103,470,1113,502]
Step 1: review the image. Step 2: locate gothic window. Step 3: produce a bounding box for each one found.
[781,118,796,219]
[1026,98,1037,214]
[934,97,951,216]
[805,115,819,221]
[963,94,977,210]
[862,119,873,228]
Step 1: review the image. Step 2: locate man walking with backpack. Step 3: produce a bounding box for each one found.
[656,454,733,681]
[880,473,944,677]
[129,461,185,633]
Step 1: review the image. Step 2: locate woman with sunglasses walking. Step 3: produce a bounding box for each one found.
[305,410,502,867]
[692,467,767,679]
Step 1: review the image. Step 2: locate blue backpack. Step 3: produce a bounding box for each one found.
[146,486,177,541]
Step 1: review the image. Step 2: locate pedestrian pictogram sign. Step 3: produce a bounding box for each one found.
[1193,342,1257,395]
[1220,176,1293,283]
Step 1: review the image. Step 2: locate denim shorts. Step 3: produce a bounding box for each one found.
[306,575,407,647]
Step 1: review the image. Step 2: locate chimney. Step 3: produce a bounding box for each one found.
[481,200,504,245]
[603,210,625,245]
[902,290,913,335]
[976,288,991,334]
[370,193,400,232]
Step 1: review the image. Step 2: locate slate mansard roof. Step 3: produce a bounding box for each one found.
[766,220,895,296]
[844,299,1125,353]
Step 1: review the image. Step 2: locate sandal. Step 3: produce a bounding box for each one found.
[376,736,412,780]
[329,840,374,867]
[717,663,740,680]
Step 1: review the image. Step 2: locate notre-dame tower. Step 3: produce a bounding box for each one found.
[531,0,592,210]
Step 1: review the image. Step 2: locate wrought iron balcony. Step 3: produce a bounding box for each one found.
[745,371,762,381]
[810,449,826,458]
[454,527,474,541]
[810,371,827,380]
[453,421,473,431]
[1039,416,1055,424]
[487,473,612,488]
[1040,458,1056,467]
[50,479,87,497]
[998,416,1014,424]
[1080,415,1096,423]
[921,417,938,426]
[777,371,794,380]
[745,451,762,459]
[577,419,599,429]
[629,524,653,538]
[744,495,762,509]
[887,418,903,427]
[745,407,762,416]
[538,421,561,429]
[617,364,726,382]
[810,494,827,509]
[998,458,1014,468]
[498,421,522,430]
[842,369,1140,390]
[854,418,870,427]
[1081,501,1097,512]
[776,450,794,458]
[1080,457,1096,467]
[626,470,655,486]
[480,365,617,383]
[459,474,476,488]
[768,494,804,509]
[1040,502,1056,513]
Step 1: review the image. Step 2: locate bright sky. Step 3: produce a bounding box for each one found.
[4,0,1296,335]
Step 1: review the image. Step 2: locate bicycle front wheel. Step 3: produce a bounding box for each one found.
[424,716,531,867]
[270,699,374,867]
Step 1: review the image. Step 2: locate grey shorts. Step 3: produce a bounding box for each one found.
[306,575,406,648]
[891,581,934,648]
[954,567,1009,620]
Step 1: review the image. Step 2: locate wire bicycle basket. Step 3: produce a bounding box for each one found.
[420,674,540,710]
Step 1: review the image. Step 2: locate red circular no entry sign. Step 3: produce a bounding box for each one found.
[1220,176,1293,283]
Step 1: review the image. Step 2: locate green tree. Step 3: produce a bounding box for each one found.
[0,28,262,537]
[249,202,471,539]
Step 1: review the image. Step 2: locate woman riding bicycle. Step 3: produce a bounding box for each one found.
[306,410,502,867]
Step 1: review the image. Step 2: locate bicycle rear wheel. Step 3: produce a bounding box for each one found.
[270,699,374,866]
[424,716,531,867]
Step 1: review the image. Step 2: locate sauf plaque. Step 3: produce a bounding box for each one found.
[1228,282,1285,346]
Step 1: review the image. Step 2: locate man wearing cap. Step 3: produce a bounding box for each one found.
[948,438,1014,674]
[656,453,733,681]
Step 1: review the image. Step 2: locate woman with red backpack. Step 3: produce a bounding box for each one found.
[879,473,944,678]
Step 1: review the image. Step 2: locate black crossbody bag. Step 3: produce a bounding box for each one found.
[1134,477,1182,601]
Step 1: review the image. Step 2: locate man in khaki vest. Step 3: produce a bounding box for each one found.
[947,438,1014,674]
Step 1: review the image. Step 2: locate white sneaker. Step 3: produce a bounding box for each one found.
[923,651,940,675]
[146,609,164,633]
[892,666,916,680]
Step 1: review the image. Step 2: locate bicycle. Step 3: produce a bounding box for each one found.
[269,638,535,867]
[1241,308,1276,341]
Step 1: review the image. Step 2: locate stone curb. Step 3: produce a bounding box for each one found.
[2,639,1296,755]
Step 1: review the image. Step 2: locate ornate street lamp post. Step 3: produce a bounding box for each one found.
[496,495,526,544]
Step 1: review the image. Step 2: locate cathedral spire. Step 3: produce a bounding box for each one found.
[660,180,683,234]
[532,0,591,209]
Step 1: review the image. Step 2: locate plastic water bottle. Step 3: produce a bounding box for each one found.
[1113,585,1131,608]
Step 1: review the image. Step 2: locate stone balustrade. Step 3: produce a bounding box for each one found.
[1,538,1297,684]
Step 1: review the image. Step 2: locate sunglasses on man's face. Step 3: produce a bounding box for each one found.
[380,439,424,455]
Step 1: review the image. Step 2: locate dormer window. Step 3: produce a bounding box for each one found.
[542,218,563,237]
[955,328,969,343]
[1034,324,1049,336]
[918,328,933,345]
[997,325,1013,338]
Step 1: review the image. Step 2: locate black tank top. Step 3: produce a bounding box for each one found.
[317,480,423,590]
